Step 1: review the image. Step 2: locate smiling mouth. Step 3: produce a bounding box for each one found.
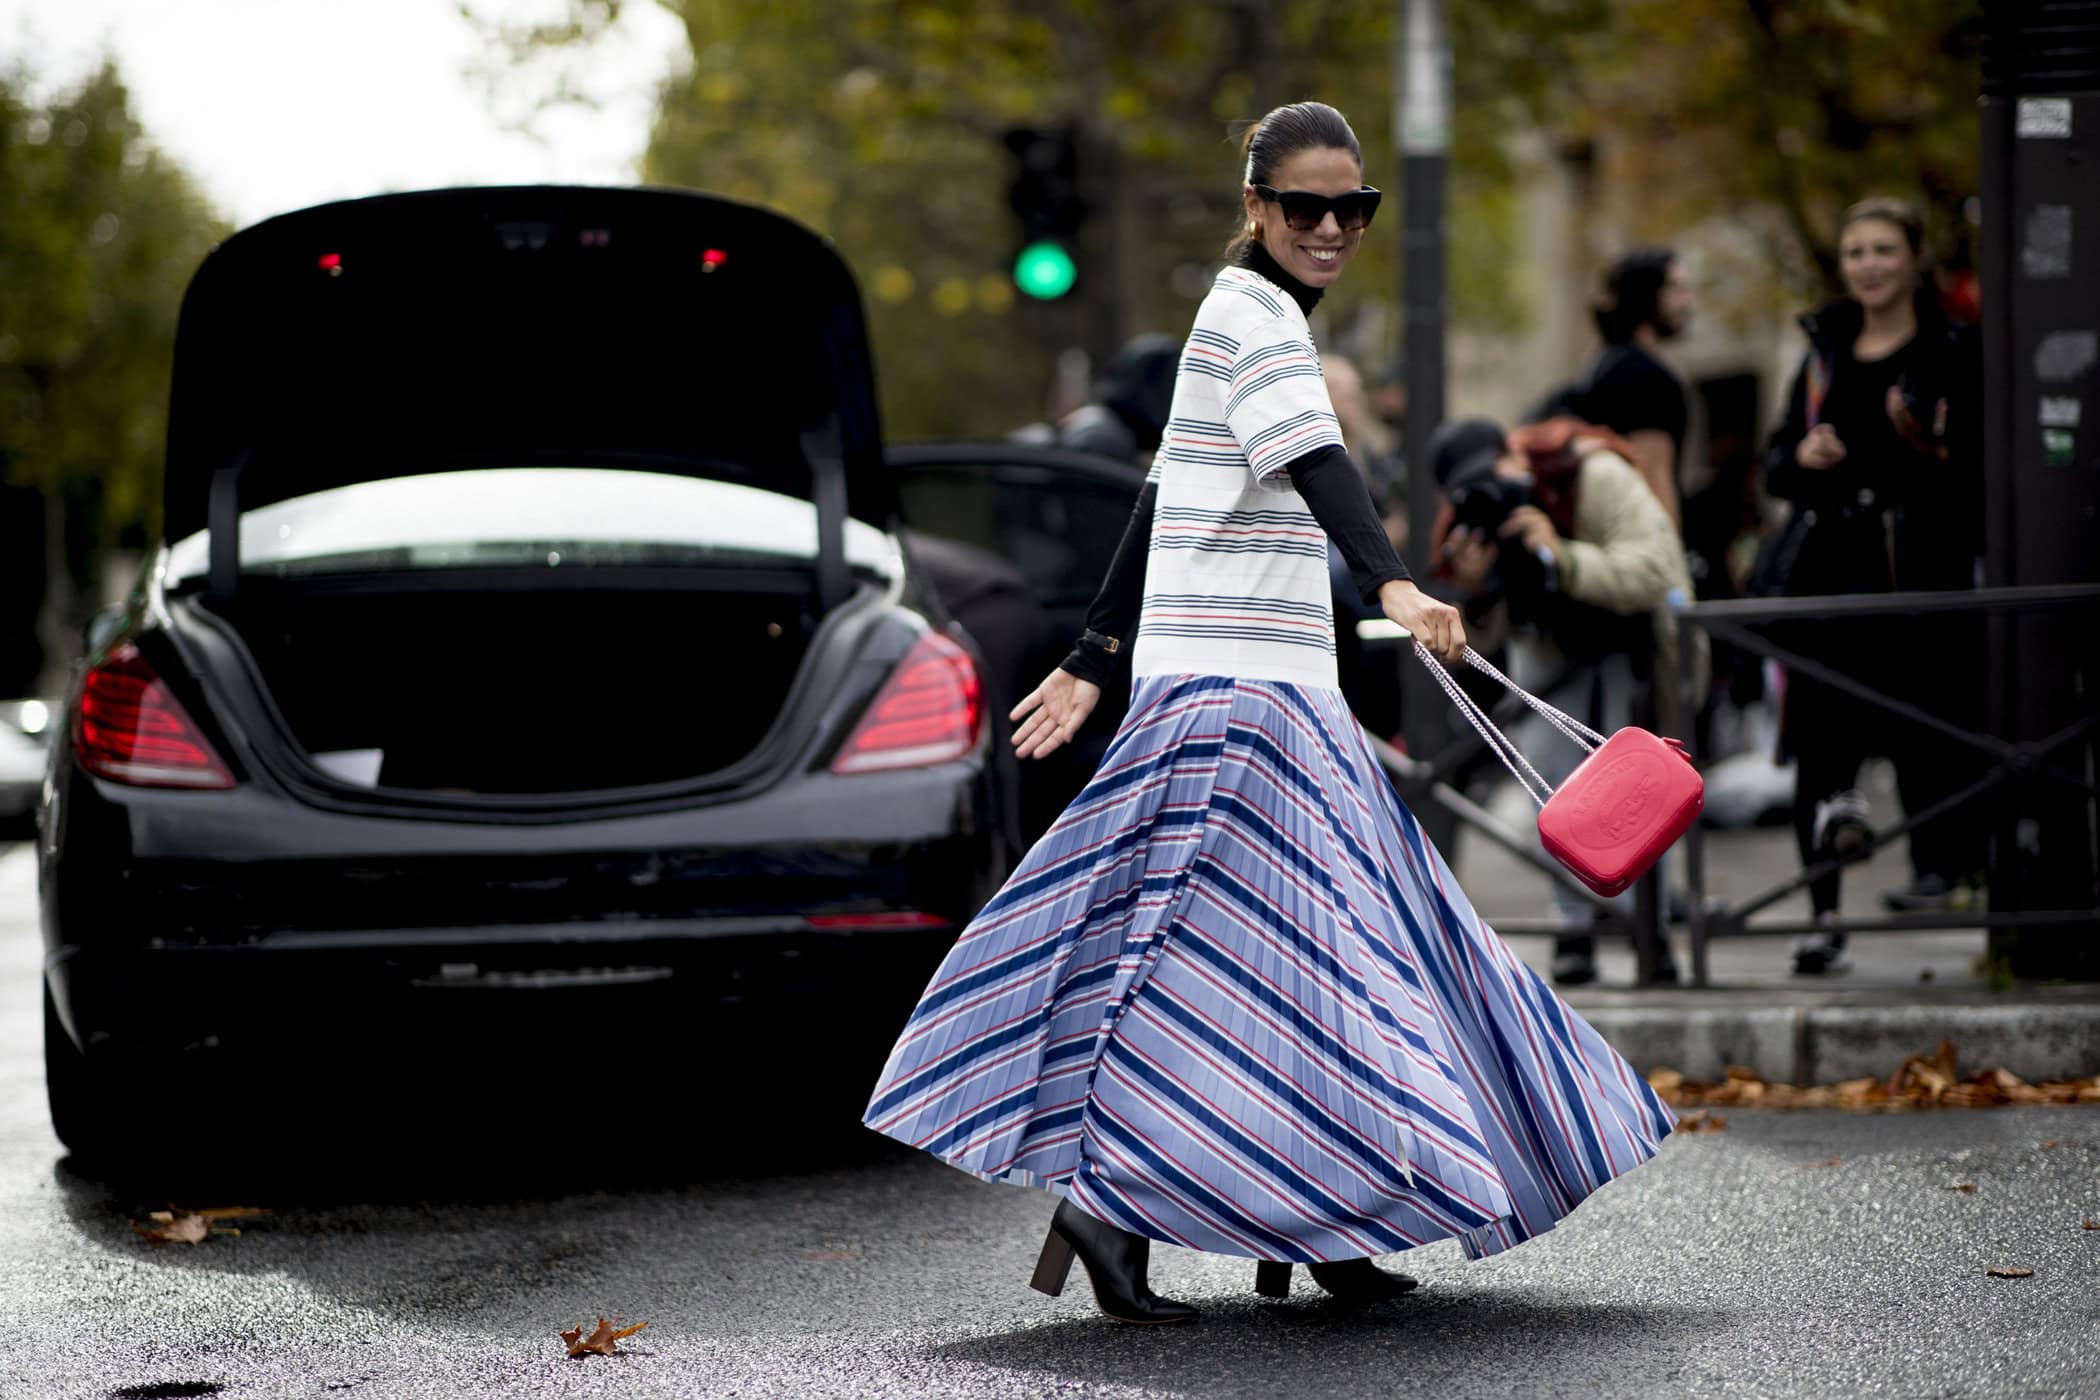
[1302,246,1342,264]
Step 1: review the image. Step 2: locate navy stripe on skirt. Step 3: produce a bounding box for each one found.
[865,674,1674,1263]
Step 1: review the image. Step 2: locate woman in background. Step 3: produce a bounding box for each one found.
[1762,196,1985,974]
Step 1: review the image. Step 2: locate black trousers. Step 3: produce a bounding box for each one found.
[1785,625,1990,916]
[1786,673,1878,917]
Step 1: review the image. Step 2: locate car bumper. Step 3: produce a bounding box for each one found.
[42,758,1000,1064]
[46,915,954,1066]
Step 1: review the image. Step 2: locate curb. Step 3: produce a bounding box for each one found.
[1576,1001,2100,1085]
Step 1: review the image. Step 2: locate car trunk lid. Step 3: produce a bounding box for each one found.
[163,185,889,610]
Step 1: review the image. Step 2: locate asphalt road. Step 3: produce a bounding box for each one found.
[2,843,2095,1400]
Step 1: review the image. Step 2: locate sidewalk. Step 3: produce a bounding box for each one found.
[1456,763,2100,1085]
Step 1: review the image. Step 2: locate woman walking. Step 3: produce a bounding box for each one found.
[865,102,1674,1324]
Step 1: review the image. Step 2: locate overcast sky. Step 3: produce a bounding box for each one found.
[0,0,685,228]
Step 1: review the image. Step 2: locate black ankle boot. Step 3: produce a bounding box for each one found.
[1031,1199,1197,1324]
[1306,1257,1419,1300]
[1254,1257,1419,1300]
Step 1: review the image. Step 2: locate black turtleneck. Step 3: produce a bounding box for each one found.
[1238,240,1324,318]
[1057,247,1408,689]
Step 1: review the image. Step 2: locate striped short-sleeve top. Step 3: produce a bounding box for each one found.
[1131,265,1347,691]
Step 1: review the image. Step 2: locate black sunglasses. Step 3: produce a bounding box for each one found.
[1251,184,1382,232]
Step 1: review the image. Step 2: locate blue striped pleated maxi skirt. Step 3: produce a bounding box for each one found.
[864,674,1675,1262]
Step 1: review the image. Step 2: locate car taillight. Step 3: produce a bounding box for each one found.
[805,911,951,930]
[71,643,235,789]
[830,630,983,774]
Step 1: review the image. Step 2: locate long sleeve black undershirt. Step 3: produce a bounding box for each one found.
[1289,446,1412,600]
[1057,479,1156,687]
[1058,444,1410,686]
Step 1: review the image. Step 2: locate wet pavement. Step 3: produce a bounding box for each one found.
[4,844,2097,1399]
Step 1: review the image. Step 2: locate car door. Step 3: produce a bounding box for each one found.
[886,441,1147,844]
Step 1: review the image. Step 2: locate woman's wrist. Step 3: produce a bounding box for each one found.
[1059,648,1108,687]
[1376,578,1420,613]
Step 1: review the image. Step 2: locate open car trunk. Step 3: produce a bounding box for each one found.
[163,186,892,618]
[201,573,820,795]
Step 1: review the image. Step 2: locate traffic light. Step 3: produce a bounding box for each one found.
[1004,126,1082,300]
[1013,241,1077,300]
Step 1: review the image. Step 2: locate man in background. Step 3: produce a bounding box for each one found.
[1533,248,1694,528]
[1052,333,1180,465]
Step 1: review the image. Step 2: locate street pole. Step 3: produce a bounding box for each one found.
[1397,0,1448,566]
[1397,0,1460,858]
[1978,2,2100,977]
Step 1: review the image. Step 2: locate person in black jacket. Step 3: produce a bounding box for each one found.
[1054,334,1181,463]
[1529,247,1693,528]
[1761,196,1985,974]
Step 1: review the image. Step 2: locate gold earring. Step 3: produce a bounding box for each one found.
[1249,220,1263,242]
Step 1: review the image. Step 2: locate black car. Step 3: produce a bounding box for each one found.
[37,186,1149,1157]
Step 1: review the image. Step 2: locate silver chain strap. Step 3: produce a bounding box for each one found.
[1454,646,1608,750]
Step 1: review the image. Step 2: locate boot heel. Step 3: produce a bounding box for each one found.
[1254,1261,1292,1298]
[1030,1227,1076,1297]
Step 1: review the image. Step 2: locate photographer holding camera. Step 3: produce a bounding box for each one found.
[1430,416,1703,986]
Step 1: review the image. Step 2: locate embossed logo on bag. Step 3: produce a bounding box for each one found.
[1560,751,1659,853]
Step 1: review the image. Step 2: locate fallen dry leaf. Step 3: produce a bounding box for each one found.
[1985,1266,2034,1279]
[1673,1109,1728,1134]
[562,1318,647,1359]
[2082,1220,2099,1232]
[1946,1183,1978,1193]
[2038,1140,2062,1150]
[1801,1157,1844,1169]
[1647,1044,2100,1114]
[131,1212,209,1246]
[129,1204,269,1246]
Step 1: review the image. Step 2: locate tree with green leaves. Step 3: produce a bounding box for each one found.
[466,0,1547,438]
[470,0,1981,441]
[1552,0,1984,299]
[0,57,228,693]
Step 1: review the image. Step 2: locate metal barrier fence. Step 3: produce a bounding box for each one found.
[1360,628,1677,984]
[1673,582,2100,987]
[1363,581,2100,989]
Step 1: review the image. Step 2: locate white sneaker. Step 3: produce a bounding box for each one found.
[1812,788,1873,861]
[1791,914,1850,975]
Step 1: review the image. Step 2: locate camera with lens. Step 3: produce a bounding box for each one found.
[1445,458,1535,538]
[1444,457,1553,609]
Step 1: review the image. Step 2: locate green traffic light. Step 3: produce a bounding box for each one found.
[1013,240,1077,299]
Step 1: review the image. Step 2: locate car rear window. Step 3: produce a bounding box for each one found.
[162,468,899,583]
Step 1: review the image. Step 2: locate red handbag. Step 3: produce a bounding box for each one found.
[1416,646,1703,897]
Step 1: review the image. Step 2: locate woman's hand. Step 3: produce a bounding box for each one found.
[1010,667,1101,760]
[1377,578,1467,665]
[1796,423,1847,470]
